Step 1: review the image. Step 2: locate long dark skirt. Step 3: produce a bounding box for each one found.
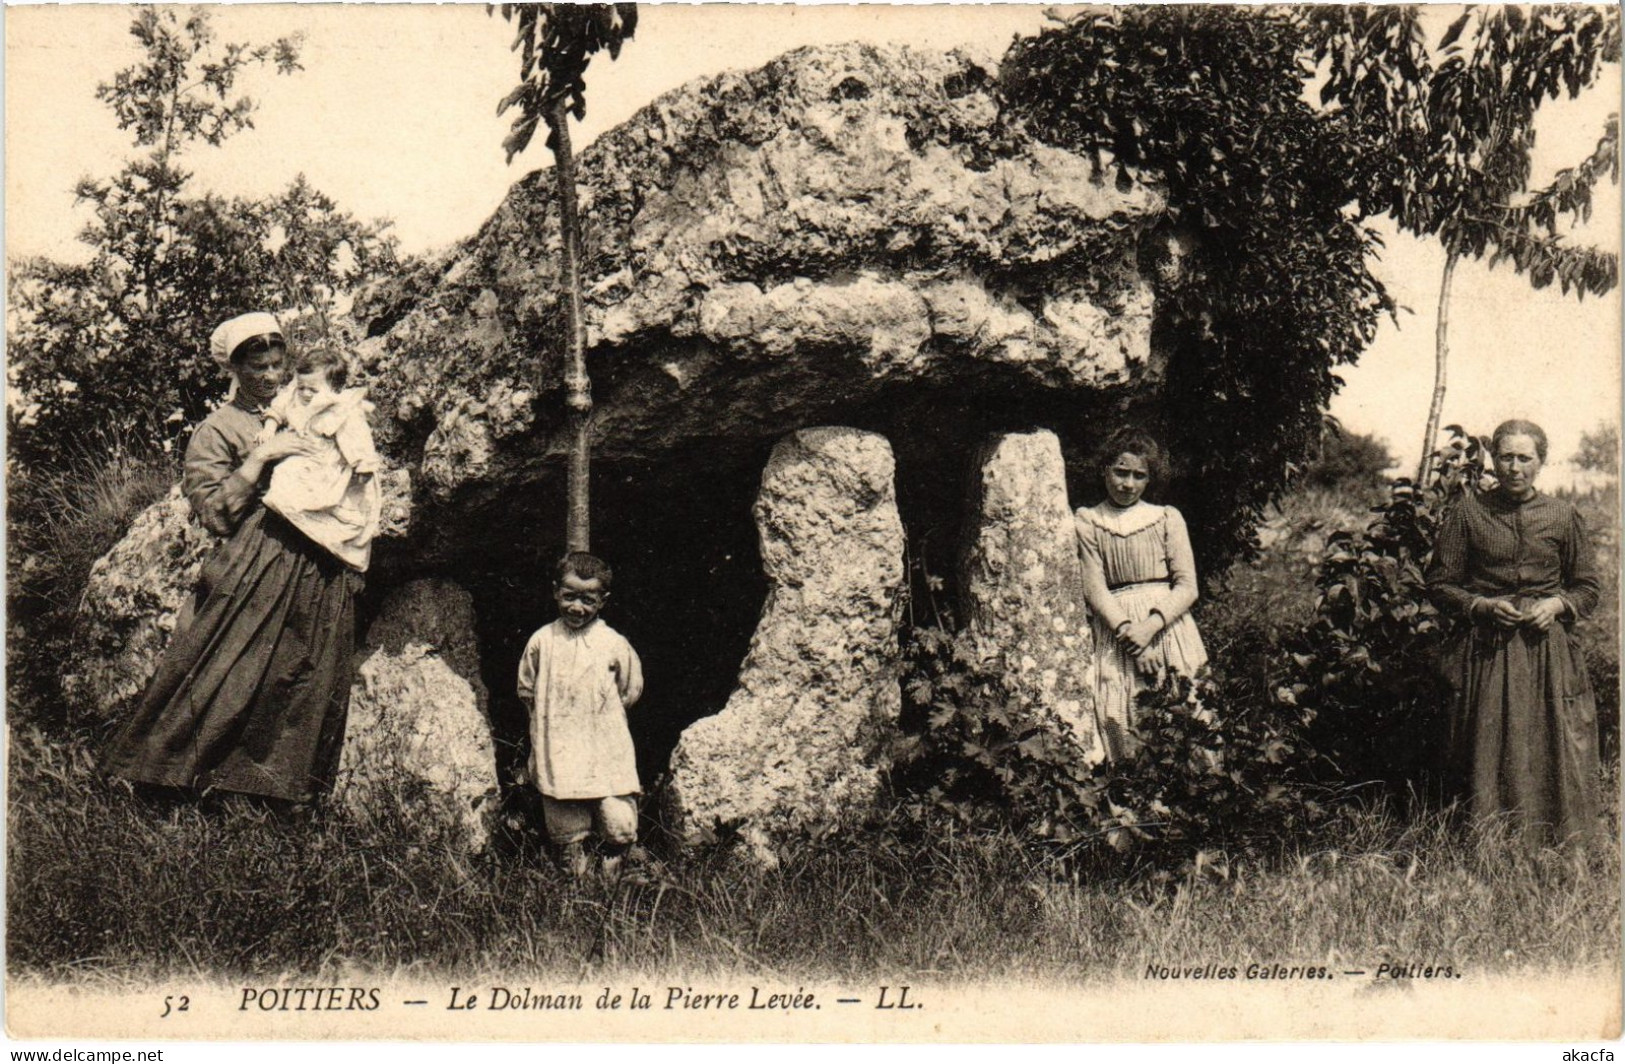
[104,508,360,802]
[1443,617,1602,847]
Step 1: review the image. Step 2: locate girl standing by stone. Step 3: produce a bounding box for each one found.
[1075,429,1208,759]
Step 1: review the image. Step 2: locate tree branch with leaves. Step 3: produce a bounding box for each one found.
[1001,6,1392,568]
[492,3,637,553]
[6,6,401,476]
[1305,5,1621,485]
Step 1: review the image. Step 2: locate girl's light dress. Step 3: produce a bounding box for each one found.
[260,386,381,572]
[1076,501,1208,759]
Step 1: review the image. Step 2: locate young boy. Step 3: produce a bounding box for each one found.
[517,552,645,877]
[258,346,381,572]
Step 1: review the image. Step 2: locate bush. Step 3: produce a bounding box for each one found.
[1288,473,1457,799]
[1085,672,1328,878]
[889,626,1103,841]
[1569,483,1621,764]
[888,626,1326,881]
[1572,422,1620,477]
[1199,485,1374,683]
[1300,425,1397,499]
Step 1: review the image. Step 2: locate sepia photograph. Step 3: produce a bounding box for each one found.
[4,1,1621,1047]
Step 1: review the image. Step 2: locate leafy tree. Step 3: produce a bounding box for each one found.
[1288,427,1493,800]
[6,7,401,476]
[1304,6,1621,484]
[1302,423,1397,496]
[493,3,637,553]
[1573,422,1620,477]
[1002,7,1391,568]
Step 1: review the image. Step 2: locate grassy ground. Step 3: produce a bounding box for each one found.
[9,721,1618,984]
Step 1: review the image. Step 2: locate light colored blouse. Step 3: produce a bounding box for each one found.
[518,619,645,799]
[1075,502,1200,632]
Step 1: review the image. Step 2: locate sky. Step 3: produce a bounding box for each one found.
[5,3,1621,485]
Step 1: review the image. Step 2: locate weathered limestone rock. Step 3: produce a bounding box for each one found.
[62,486,214,719]
[665,427,905,862]
[338,578,497,852]
[960,431,1102,763]
[375,467,415,540]
[69,470,414,721]
[353,42,1169,543]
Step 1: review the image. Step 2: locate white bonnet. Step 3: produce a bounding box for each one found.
[208,312,284,370]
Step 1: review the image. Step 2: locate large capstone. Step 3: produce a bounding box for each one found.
[337,578,497,851]
[960,431,1101,762]
[664,427,905,862]
[351,41,1169,568]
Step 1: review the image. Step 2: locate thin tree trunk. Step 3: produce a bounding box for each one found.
[138,78,183,306]
[1417,247,1460,488]
[550,99,592,553]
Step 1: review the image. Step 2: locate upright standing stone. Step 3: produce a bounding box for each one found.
[338,578,497,852]
[665,427,906,863]
[960,430,1102,763]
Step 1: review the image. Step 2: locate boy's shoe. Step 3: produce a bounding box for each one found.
[560,841,590,879]
[599,850,625,883]
[606,844,669,886]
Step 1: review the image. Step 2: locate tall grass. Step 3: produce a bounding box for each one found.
[9,723,1617,983]
[9,432,177,605]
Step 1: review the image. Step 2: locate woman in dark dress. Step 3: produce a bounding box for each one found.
[1426,419,1603,847]
[104,312,362,806]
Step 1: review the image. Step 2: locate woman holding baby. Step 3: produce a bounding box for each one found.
[104,312,380,811]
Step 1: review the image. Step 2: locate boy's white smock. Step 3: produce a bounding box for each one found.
[517,619,644,799]
[259,385,381,572]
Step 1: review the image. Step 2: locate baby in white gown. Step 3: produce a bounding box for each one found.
[258,346,381,573]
